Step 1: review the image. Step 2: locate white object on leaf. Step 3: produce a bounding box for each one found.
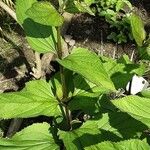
[126,74,149,95]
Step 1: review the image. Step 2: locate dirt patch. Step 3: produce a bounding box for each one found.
[67,13,136,59]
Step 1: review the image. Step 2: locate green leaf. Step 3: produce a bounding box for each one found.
[116,0,132,12]
[112,95,150,127]
[73,74,110,97]
[138,45,150,60]
[84,0,95,6]
[141,88,150,98]
[16,0,36,25]
[69,74,110,115]
[50,70,74,100]
[16,0,57,53]
[26,2,64,26]
[65,0,79,13]
[101,55,145,89]
[0,80,60,119]
[75,1,94,15]
[57,47,115,90]
[65,0,94,15]
[0,123,59,150]
[59,121,99,150]
[130,14,146,46]
[85,139,150,150]
[97,112,147,139]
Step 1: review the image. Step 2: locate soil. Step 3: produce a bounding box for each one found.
[67,13,137,59]
[0,0,150,136]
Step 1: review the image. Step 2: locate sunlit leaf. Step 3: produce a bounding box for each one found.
[57,47,115,90]
[26,2,64,26]
[112,95,150,127]
[0,123,59,150]
[130,14,146,46]
[16,0,57,53]
[0,80,60,119]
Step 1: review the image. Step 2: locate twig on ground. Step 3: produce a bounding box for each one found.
[99,29,104,56]
[130,49,135,61]
[0,1,17,21]
[112,46,116,59]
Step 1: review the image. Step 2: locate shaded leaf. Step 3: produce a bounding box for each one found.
[69,74,110,115]
[101,55,145,89]
[0,123,59,150]
[138,45,150,60]
[97,112,148,139]
[59,121,99,150]
[50,70,74,100]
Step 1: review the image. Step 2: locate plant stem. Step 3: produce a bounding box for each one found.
[56,26,71,130]
[64,104,72,130]
[56,27,68,99]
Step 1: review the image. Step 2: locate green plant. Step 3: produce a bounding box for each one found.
[0,0,150,149]
[130,13,150,61]
[90,0,133,43]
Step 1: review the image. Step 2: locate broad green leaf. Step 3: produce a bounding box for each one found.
[112,95,150,127]
[59,121,99,150]
[0,123,59,150]
[130,14,146,46]
[141,88,150,98]
[57,47,115,90]
[26,2,64,26]
[85,139,150,150]
[16,0,57,53]
[97,112,147,139]
[0,80,60,119]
